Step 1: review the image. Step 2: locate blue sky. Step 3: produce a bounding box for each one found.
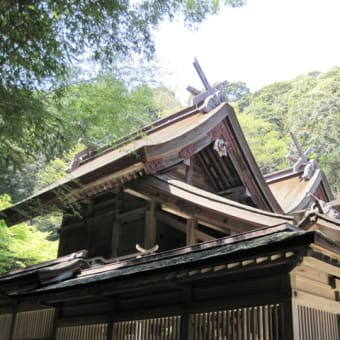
[154,0,340,103]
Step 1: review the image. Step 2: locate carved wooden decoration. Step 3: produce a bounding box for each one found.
[144,158,164,174]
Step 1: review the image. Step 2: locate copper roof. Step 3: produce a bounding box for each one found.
[267,169,333,213]
[128,175,292,231]
[1,102,283,226]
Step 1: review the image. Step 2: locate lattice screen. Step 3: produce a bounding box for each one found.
[112,316,181,340]
[0,313,13,340]
[56,323,108,340]
[11,308,55,340]
[189,304,281,339]
[297,305,339,340]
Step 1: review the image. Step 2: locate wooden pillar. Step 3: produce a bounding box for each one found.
[111,193,122,258]
[186,218,197,246]
[144,201,157,249]
[180,314,190,340]
[8,307,16,340]
[280,299,294,340]
[111,220,120,258]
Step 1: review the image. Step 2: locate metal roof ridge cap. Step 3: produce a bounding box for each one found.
[143,102,228,151]
[265,168,303,183]
[154,175,293,220]
[71,104,201,167]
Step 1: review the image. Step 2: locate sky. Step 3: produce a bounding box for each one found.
[154,0,340,103]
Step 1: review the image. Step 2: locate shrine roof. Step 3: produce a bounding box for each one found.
[0,225,338,299]
[1,102,282,226]
[266,169,333,213]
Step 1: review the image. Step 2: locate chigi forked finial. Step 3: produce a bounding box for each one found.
[287,131,317,180]
[186,57,227,112]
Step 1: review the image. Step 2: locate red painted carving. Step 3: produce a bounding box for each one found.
[179,143,196,159]
[209,122,236,153]
[209,122,229,142]
[144,158,164,174]
[313,185,327,201]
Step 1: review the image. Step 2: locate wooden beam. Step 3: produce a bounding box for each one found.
[156,211,186,233]
[193,57,211,90]
[117,206,148,223]
[195,229,215,242]
[302,256,340,276]
[186,85,200,96]
[292,290,340,314]
[144,201,157,249]
[156,211,215,242]
[124,188,152,202]
[161,202,247,234]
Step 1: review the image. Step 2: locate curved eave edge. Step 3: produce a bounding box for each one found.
[223,105,283,214]
[287,170,331,214]
[0,102,283,226]
[128,174,293,229]
[1,162,145,227]
[0,104,229,226]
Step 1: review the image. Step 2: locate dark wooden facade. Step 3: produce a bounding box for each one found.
[0,227,339,339]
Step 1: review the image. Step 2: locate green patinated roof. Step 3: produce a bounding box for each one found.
[32,228,312,293]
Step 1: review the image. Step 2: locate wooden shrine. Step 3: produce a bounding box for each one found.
[0,61,339,339]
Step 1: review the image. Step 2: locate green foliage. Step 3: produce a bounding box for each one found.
[0,0,244,176]
[0,195,12,272]
[223,81,250,102]
[1,0,244,90]
[147,86,182,118]
[238,114,288,174]
[32,147,84,241]
[0,194,58,273]
[0,88,67,172]
[8,224,58,269]
[55,75,167,146]
[0,222,11,273]
[237,67,340,195]
[242,81,293,133]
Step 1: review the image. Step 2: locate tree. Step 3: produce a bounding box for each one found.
[237,67,340,195]
[238,114,288,174]
[0,1,244,172]
[54,75,167,147]
[0,194,58,273]
[0,195,12,272]
[1,1,244,90]
[223,81,250,102]
[0,88,67,172]
[0,74,180,204]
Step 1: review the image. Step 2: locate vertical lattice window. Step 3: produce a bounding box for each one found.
[112,316,181,340]
[12,308,55,340]
[189,304,281,339]
[56,323,107,340]
[0,313,13,340]
[297,305,339,340]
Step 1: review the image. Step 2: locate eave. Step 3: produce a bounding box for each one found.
[0,102,283,227]
[266,168,333,213]
[126,175,292,233]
